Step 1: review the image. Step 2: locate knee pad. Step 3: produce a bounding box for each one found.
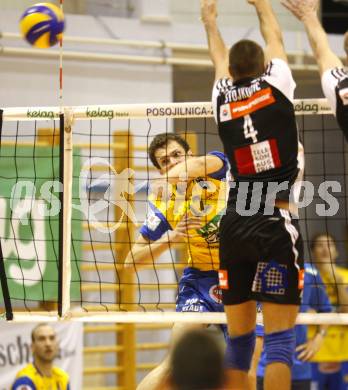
[264,328,295,368]
[224,331,256,371]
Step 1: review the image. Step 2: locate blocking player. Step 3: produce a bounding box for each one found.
[282,0,348,136]
[201,0,304,389]
[126,133,258,390]
[12,324,70,390]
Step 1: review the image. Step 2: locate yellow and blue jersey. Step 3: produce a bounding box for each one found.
[140,151,229,271]
[12,363,70,390]
[309,266,348,362]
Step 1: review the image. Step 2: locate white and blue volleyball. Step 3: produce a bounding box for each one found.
[20,3,65,48]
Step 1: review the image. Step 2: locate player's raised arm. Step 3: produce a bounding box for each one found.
[200,0,229,81]
[124,216,203,267]
[281,0,342,75]
[248,0,287,64]
[164,153,226,184]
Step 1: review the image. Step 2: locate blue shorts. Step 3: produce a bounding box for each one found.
[311,362,348,390]
[176,267,227,338]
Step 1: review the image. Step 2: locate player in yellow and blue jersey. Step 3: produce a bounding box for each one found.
[309,234,348,390]
[125,133,246,390]
[12,323,70,390]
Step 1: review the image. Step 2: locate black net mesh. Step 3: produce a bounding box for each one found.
[0,109,347,317]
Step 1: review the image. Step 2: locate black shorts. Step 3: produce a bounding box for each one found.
[257,377,310,390]
[219,208,304,305]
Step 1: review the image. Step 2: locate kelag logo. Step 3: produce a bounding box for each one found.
[294,101,319,114]
[86,107,114,119]
[26,109,56,119]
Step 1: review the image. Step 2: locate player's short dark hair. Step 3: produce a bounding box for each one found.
[148,133,190,169]
[170,329,224,390]
[229,40,265,81]
[31,323,53,342]
[310,233,336,251]
[344,31,348,56]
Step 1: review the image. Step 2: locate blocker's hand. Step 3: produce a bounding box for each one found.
[281,0,319,20]
[200,0,218,25]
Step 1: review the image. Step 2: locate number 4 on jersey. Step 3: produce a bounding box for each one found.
[243,115,258,143]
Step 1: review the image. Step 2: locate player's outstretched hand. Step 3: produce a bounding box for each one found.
[281,0,318,20]
[200,0,218,25]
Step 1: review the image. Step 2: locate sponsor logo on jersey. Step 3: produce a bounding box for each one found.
[209,284,223,304]
[220,104,232,122]
[234,139,281,174]
[145,208,161,231]
[218,270,229,289]
[197,213,222,244]
[229,88,275,119]
[298,269,305,290]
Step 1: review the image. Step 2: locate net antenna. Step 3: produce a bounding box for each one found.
[57,0,73,318]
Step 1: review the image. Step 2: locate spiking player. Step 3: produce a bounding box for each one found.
[282,0,348,136]
[201,0,304,389]
[126,133,258,390]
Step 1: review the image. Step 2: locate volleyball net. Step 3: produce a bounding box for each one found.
[1,100,348,324]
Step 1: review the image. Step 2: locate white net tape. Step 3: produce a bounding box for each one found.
[2,99,332,121]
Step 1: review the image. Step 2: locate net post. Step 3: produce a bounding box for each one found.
[113,130,136,388]
[58,111,73,318]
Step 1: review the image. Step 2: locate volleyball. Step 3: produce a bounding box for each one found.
[19,3,65,49]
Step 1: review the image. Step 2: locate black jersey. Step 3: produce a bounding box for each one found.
[321,68,348,138]
[212,59,299,210]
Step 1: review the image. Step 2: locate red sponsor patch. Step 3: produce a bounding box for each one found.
[298,269,305,290]
[218,270,229,290]
[229,87,275,119]
[234,139,281,175]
